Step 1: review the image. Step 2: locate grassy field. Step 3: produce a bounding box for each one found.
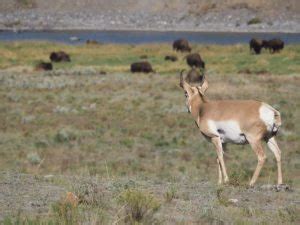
[0,41,299,74]
[0,42,299,224]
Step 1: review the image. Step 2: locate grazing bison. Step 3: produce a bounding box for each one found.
[50,51,71,62]
[86,39,99,45]
[185,68,203,83]
[35,61,53,71]
[130,61,154,73]
[249,38,263,54]
[173,39,191,52]
[140,55,148,59]
[165,55,178,62]
[186,53,205,69]
[263,39,284,53]
[185,68,208,93]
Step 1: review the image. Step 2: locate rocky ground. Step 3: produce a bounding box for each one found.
[0,172,65,221]
[0,0,299,32]
[0,172,298,223]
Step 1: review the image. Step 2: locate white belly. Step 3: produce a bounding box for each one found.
[208,120,247,144]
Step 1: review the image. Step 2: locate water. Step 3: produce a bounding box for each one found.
[0,30,299,45]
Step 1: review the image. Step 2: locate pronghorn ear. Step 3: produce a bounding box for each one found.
[196,86,205,96]
[179,69,185,88]
[185,83,194,97]
[199,78,208,94]
[180,69,195,96]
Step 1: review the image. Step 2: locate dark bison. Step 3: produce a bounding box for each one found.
[185,68,203,83]
[50,51,71,62]
[86,39,99,45]
[35,61,53,71]
[165,55,178,62]
[263,39,284,53]
[130,61,154,73]
[183,69,208,93]
[249,38,263,54]
[140,55,148,59]
[186,53,205,69]
[173,39,191,52]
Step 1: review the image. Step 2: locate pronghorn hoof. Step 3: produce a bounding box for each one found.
[275,184,290,192]
[259,184,291,191]
[248,182,255,188]
[248,184,255,189]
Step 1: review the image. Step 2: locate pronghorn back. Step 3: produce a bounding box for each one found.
[199,100,281,144]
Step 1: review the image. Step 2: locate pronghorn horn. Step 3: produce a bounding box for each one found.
[179,69,185,88]
[196,86,204,96]
[199,69,206,86]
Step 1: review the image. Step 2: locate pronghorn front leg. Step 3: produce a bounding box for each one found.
[266,137,283,185]
[248,138,266,186]
[211,137,229,184]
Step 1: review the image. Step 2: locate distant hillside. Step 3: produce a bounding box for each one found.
[1,0,299,16]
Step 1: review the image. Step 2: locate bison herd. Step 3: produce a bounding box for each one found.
[35,51,71,71]
[130,36,285,84]
[35,37,285,77]
[131,38,205,85]
[250,38,284,54]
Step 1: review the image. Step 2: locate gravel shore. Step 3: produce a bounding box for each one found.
[0,9,299,33]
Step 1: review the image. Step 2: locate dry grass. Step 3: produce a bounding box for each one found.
[0,42,299,224]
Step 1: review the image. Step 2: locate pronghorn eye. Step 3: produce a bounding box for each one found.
[184,91,188,98]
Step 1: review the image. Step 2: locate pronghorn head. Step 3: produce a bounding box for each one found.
[179,69,207,113]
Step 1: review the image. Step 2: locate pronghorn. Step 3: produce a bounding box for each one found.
[179,70,283,186]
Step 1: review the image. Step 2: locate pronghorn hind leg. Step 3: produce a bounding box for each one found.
[211,137,229,183]
[248,139,266,186]
[217,158,223,184]
[266,137,283,185]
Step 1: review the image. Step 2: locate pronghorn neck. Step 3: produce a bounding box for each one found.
[189,92,207,122]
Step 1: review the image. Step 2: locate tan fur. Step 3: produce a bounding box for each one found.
[192,98,268,139]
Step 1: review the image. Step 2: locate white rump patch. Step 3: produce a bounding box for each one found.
[259,103,275,132]
[207,120,247,144]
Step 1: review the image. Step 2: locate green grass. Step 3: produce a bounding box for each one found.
[0,42,299,75]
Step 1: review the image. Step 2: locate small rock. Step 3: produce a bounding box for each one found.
[260,184,274,190]
[44,174,54,179]
[21,115,36,124]
[228,198,238,204]
[70,109,79,114]
[89,103,96,109]
[70,36,80,41]
[53,106,70,113]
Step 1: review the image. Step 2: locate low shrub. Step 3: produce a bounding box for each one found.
[118,189,160,224]
[247,17,262,25]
